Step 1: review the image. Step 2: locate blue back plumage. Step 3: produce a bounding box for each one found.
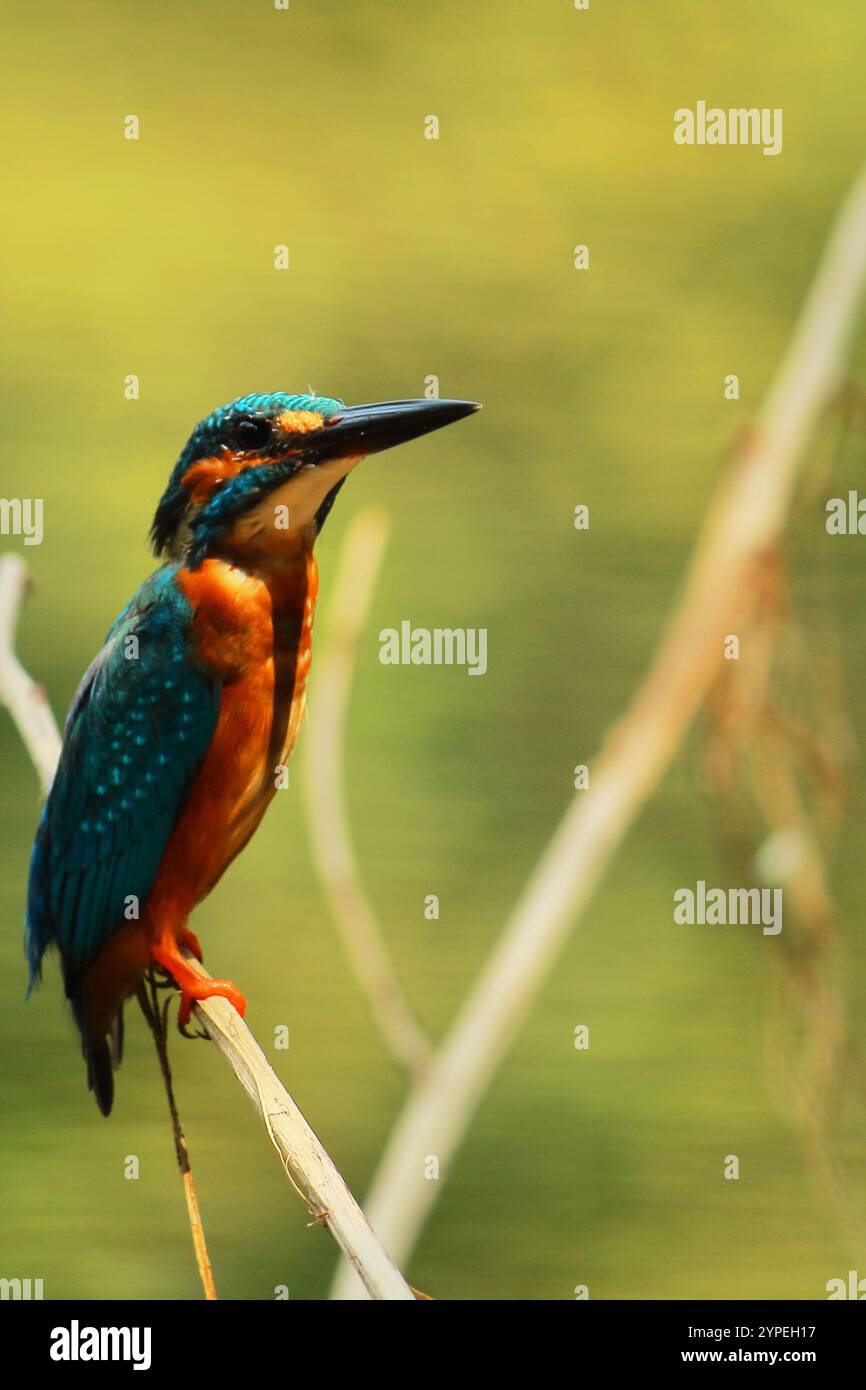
[25,566,220,989]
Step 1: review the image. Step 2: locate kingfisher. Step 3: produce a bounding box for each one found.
[25,391,478,1114]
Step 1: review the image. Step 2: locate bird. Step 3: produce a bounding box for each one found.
[25,390,479,1114]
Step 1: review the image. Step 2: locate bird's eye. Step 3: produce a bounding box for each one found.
[234,417,272,451]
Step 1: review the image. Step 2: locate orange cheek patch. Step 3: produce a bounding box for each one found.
[182,451,267,504]
[275,409,325,436]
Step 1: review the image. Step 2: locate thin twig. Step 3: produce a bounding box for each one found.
[302,509,433,1080]
[136,970,218,1300]
[331,160,866,1295]
[0,554,415,1301]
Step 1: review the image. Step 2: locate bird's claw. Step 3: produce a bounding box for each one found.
[179,927,203,962]
[177,1003,209,1041]
[176,979,247,1033]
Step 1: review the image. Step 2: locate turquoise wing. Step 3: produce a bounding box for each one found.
[25,565,220,983]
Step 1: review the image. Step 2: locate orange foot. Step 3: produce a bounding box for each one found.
[151,938,247,1032]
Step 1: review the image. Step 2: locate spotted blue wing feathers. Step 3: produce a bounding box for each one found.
[25,566,221,989]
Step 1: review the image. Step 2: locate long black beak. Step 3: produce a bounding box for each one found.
[310,398,480,463]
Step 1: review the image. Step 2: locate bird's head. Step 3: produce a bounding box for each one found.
[151,391,479,566]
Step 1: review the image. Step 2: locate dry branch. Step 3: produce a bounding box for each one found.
[0,550,414,1301]
[0,555,61,793]
[184,957,415,1299]
[331,163,866,1296]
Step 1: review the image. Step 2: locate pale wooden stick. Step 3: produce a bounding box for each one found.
[331,162,866,1296]
[0,555,61,793]
[186,959,415,1299]
[0,553,414,1301]
[302,509,433,1080]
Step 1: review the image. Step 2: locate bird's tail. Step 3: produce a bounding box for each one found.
[65,966,125,1117]
[62,920,150,1115]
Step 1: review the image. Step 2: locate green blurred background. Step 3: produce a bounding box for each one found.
[3,0,866,1300]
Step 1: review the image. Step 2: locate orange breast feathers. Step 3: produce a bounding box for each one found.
[145,556,318,935]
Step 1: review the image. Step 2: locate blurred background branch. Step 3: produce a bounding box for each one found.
[329,162,866,1297]
[302,509,433,1081]
[0,556,61,794]
[702,543,866,1259]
